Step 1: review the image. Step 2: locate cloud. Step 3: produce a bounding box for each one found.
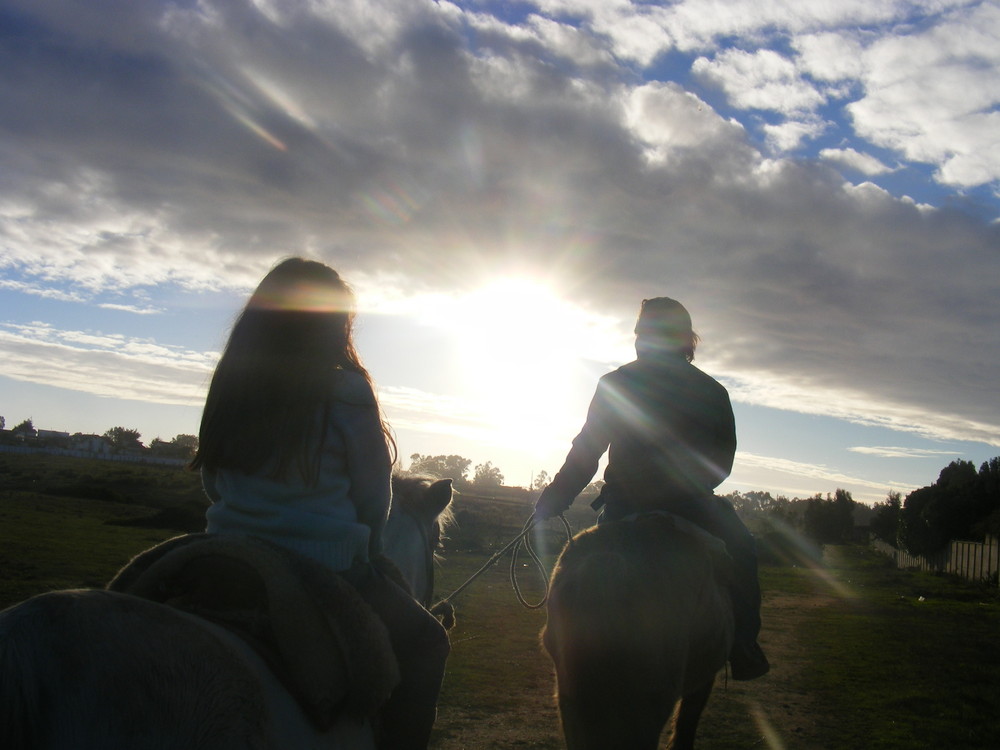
[819,147,894,175]
[763,118,828,152]
[848,446,961,459]
[0,322,215,406]
[0,0,998,465]
[732,451,919,499]
[692,49,825,115]
[846,2,1000,188]
[97,303,165,315]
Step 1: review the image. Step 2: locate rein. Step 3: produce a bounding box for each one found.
[430,513,573,616]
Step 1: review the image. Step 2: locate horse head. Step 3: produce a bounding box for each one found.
[384,475,454,608]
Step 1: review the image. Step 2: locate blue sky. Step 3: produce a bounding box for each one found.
[2,0,999,505]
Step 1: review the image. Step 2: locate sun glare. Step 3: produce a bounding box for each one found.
[450,278,619,451]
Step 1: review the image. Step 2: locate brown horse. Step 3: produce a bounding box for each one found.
[542,512,734,750]
[0,475,453,750]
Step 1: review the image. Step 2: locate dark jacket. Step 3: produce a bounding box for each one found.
[539,353,736,515]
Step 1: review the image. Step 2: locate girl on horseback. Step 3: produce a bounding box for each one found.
[191,257,449,748]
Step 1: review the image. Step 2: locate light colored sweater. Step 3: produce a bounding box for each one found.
[203,370,392,574]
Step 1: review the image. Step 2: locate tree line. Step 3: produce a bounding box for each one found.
[721,457,1000,555]
[7,411,997,551]
[722,487,865,547]
[869,458,1000,555]
[1,417,198,460]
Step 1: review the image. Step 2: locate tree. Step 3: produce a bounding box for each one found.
[870,490,902,545]
[532,470,550,491]
[171,434,199,458]
[103,426,143,451]
[472,461,504,489]
[803,489,856,544]
[899,459,992,554]
[726,490,776,518]
[0,415,5,430]
[11,418,36,438]
[149,434,199,460]
[408,454,472,485]
[899,485,945,555]
[976,457,1000,537]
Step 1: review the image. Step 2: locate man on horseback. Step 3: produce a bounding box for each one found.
[533,297,770,680]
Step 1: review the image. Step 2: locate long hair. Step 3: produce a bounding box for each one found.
[190,257,396,482]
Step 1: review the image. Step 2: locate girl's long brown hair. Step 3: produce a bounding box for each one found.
[190,257,396,483]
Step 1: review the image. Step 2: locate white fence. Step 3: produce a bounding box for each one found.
[871,536,1000,586]
[0,443,187,467]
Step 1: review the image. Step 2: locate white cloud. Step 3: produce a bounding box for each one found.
[722,369,1000,448]
[623,81,748,161]
[97,303,165,315]
[0,322,214,406]
[794,31,866,82]
[848,446,960,459]
[693,49,825,115]
[763,118,827,151]
[730,451,919,500]
[819,147,894,175]
[0,0,998,487]
[848,2,1000,188]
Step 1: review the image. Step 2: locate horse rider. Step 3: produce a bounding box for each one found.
[533,296,770,680]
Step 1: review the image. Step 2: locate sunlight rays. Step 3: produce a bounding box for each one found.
[378,274,628,461]
[450,277,611,451]
[765,515,856,601]
[748,700,787,750]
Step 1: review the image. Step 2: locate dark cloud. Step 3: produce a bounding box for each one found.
[0,0,998,447]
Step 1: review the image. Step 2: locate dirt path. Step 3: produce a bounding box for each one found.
[430,569,842,749]
[699,588,841,749]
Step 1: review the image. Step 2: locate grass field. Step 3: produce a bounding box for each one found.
[2,453,999,748]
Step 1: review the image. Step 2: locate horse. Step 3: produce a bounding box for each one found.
[383,478,453,608]
[0,474,454,750]
[541,512,735,750]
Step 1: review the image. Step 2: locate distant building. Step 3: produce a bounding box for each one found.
[70,433,112,455]
[37,429,71,445]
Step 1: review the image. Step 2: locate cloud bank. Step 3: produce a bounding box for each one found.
[1,0,998,457]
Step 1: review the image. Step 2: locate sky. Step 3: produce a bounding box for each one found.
[1,0,999,506]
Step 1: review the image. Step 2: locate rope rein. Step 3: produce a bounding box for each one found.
[429,513,573,616]
[509,514,573,608]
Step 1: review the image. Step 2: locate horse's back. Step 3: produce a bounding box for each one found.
[0,589,268,750]
[0,589,379,750]
[544,516,733,705]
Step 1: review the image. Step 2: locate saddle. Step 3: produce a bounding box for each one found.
[623,510,735,587]
[107,533,400,730]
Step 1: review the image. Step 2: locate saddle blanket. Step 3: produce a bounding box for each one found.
[107,533,400,730]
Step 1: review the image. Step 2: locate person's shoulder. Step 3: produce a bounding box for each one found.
[596,362,634,390]
[688,362,730,396]
[605,360,640,378]
[330,369,377,406]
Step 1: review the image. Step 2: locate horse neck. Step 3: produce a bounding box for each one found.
[383,508,434,606]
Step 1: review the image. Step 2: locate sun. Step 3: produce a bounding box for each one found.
[449,277,619,451]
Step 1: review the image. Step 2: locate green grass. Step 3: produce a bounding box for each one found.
[0,492,177,609]
[430,551,565,749]
[793,546,1000,750]
[3,454,999,748]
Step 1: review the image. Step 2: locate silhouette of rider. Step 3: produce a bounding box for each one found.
[192,258,449,747]
[533,297,770,680]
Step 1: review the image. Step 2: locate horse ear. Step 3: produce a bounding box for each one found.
[424,479,453,515]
